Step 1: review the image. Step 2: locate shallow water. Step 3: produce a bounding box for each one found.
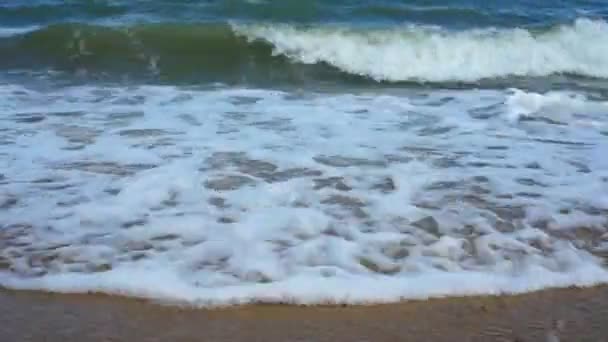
[2,287,608,342]
[0,1,607,306]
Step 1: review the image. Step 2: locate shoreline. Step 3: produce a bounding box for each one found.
[1,285,607,341]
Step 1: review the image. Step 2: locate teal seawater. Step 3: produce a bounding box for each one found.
[2,0,607,27]
[1,1,607,86]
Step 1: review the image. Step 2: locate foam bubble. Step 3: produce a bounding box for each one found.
[0,84,607,306]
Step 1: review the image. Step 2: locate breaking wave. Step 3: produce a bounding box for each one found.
[0,18,607,83]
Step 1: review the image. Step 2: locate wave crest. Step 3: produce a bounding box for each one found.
[235,18,608,82]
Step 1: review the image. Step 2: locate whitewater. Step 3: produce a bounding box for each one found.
[235,18,608,82]
[1,84,607,306]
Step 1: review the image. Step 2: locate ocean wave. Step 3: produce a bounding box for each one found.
[0,18,607,83]
[235,18,608,82]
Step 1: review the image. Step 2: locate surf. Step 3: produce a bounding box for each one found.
[0,18,607,84]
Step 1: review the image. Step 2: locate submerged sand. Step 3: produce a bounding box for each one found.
[1,286,607,341]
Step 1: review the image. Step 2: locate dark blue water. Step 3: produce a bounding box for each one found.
[2,0,607,28]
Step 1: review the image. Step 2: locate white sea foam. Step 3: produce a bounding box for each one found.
[234,18,608,82]
[1,263,606,306]
[505,89,608,124]
[0,26,40,37]
[0,84,607,306]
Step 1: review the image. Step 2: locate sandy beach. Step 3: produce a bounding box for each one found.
[1,286,607,342]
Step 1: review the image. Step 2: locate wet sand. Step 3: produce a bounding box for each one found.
[1,286,607,342]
